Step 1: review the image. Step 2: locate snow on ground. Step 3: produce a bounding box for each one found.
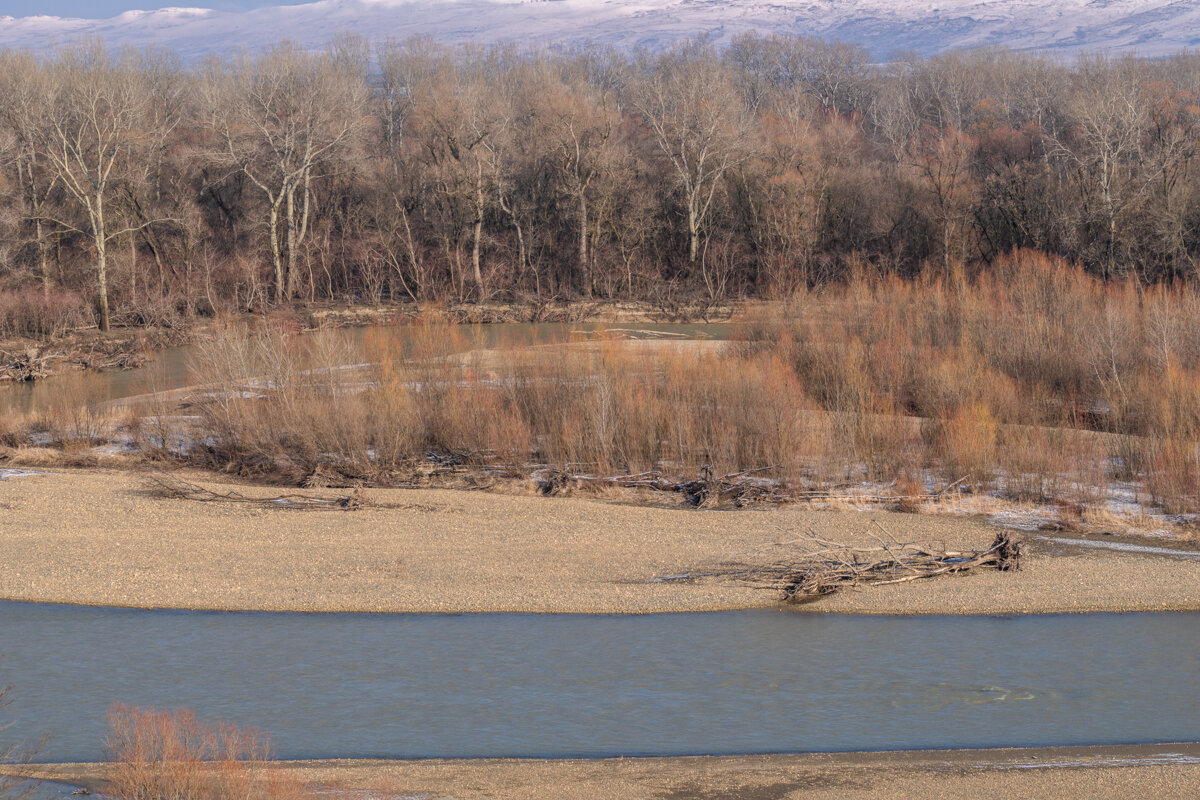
[0,468,44,479]
[1,0,1199,60]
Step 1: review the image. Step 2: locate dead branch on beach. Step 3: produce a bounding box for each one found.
[767,530,1021,601]
[536,464,792,506]
[536,466,969,509]
[146,473,369,510]
[664,527,1023,602]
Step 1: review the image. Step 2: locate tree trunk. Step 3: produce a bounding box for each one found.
[286,184,298,300]
[36,217,49,297]
[129,231,138,306]
[688,204,700,263]
[399,204,423,300]
[94,195,111,332]
[579,192,591,297]
[514,216,527,281]
[473,161,485,302]
[270,201,284,305]
[26,161,51,298]
[943,217,951,275]
[97,237,110,333]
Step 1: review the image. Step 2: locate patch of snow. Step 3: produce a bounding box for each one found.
[0,468,44,479]
[987,508,1057,531]
[992,753,1200,770]
[1036,536,1200,560]
[2,0,1198,60]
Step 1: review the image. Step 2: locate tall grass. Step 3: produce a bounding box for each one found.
[115,251,1200,515]
[743,250,1200,511]
[182,322,820,486]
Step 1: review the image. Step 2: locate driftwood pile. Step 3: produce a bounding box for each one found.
[148,474,368,510]
[536,465,972,510]
[75,345,147,371]
[0,340,147,382]
[706,529,1023,602]
[0,349,51,382]
[537,464,789,507]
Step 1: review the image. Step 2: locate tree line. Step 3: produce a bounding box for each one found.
[1,35,1200,334]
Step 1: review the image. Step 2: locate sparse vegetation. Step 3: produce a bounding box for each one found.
[0,687,38,800]
[19,249,1171,523]
[105,705,307,800]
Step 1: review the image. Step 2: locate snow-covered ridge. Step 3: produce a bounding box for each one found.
[0,0,1197,60]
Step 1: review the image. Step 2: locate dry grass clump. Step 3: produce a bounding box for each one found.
[0,371,124,452]
[34,374,118,450]
[0,288,90,340]
[105,705,307,800]
[740,250,1200,514]
[0,686,40,800]
[167,252,1200,517]
[182,321,819,488]
[28,251,1184,519]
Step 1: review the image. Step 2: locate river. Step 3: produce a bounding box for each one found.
[1,602,1197,762]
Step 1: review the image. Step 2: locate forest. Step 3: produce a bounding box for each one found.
[1,35,1199,336]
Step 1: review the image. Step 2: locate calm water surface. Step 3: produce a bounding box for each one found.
[1,603,1197,762]
[0,321,730,415]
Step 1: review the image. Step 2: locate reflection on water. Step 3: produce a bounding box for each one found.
[0,322,730,416]
[0,604,1197,761]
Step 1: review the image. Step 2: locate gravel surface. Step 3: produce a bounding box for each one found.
[23,744,1200,799]
[2,468,1200,614]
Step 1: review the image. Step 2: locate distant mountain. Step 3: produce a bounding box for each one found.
[1,0,1198,60]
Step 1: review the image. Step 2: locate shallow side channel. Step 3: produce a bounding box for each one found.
[2,602,1198,761]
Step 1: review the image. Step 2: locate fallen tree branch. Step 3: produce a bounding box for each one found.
[533,467,970,509]
[147,474,368,510]
[772,530,1021,601]
[535,464,790,507]
[0,349,51,382]
[660,529,1022,602]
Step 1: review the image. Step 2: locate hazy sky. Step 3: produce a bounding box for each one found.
[5,0,311,16]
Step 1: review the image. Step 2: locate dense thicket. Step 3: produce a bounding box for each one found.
[3,36,1200,333]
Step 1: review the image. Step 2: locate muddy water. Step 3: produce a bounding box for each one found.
[0,322,729,416]
[1,603,1197,762]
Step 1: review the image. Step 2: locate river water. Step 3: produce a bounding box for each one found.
[0,322,730,416]
[1,603,1197,762]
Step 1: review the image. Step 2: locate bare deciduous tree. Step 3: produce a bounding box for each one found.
[205,41,368,303]
[531,64,621,295]
[631,41,755,263]
[0,51,57,295]
[35,42,161,331]
[1054,56,1152,278]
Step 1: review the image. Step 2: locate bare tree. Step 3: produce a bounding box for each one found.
[907,126,979,273]
[402,49,501,301]
[34,42,163,331]
[0,52,58,295]
[205,41,368,303]
[630,41,755,263]
[727,33,873,116]
[1053,56,1152,278]
[527,63,621,295]
[374,38,441,301]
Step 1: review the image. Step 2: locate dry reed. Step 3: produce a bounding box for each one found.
[16,249,1200,517]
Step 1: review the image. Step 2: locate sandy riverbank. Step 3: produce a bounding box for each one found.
[20,743,1200,800]
[1,468,1199,614]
